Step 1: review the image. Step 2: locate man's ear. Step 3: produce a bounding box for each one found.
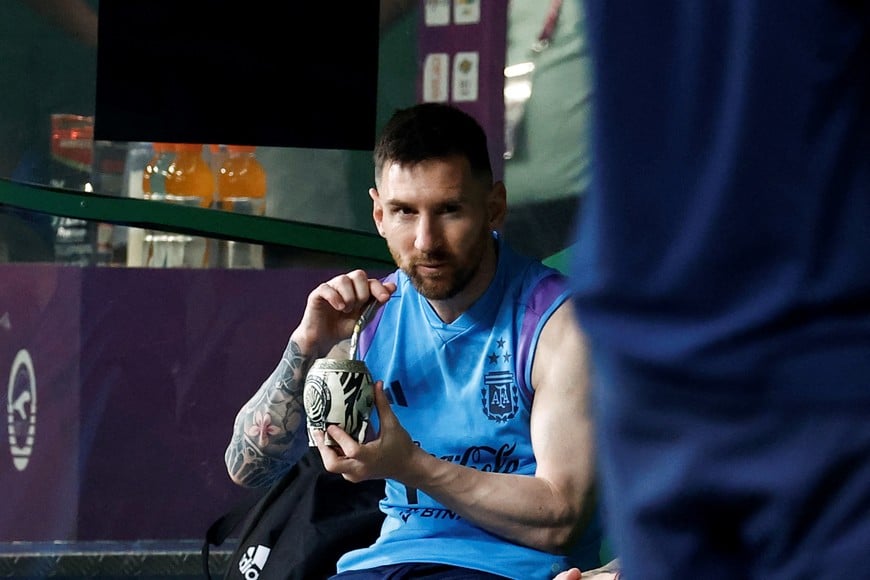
[488,181,508,230]
[370,188,386,237]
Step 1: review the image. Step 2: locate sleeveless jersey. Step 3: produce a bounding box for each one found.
[336,237,598,578]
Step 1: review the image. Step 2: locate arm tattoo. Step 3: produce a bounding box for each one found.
[225,338,314,487]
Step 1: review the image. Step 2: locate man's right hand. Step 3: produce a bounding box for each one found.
[291,269,395,358]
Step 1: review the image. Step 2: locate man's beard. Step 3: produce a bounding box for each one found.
[391,237,487,301]
[408,259,474,300]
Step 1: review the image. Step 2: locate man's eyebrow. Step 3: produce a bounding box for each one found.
[384,192,467,209]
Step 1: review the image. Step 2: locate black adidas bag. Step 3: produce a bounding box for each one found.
[203,448,385,580]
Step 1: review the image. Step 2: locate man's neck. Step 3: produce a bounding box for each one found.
[428,236,499,324]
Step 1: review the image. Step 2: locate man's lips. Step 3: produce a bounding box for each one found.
[415,261,447,274]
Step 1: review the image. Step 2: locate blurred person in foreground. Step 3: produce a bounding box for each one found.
[226,102,602,579]
[569,1,870,579]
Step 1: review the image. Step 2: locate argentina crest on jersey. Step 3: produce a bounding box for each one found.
[481,336,519,422]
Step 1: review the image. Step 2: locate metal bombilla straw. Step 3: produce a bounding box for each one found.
[349,298,380,361]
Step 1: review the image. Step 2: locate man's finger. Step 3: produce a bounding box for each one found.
[373,381,394,424]
[326,424,356,454]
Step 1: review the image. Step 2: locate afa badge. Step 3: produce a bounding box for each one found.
[481,370,518,423]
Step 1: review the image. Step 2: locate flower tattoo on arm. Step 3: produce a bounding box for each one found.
[225,339,314,487]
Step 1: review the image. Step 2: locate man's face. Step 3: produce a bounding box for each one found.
[371,155,503,301]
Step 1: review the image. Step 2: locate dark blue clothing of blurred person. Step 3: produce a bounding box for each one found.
[570,2,870,579]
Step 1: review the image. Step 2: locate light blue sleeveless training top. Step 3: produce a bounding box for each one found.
[337,235,601,579]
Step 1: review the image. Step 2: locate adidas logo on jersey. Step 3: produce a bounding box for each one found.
[238,544,271,579]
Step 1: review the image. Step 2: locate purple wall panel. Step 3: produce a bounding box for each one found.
[1,266,82,541]
[0,264,381,541]
[417,0,507,180]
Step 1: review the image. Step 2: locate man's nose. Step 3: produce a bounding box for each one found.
[414,215,439,252]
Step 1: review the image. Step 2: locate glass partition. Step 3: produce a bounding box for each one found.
[0,0,592,576]
[0,0,418,269]
[0,2,411,575]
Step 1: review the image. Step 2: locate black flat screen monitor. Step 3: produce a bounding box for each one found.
[95,1,380,151]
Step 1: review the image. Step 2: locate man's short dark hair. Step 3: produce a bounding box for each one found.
[373,103,493,187]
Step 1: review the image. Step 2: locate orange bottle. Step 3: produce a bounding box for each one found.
[165,143,215,207]
[150,143,215,267]
[139,143,178,267]
[215,145,267,268]
[216,145,267,215]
